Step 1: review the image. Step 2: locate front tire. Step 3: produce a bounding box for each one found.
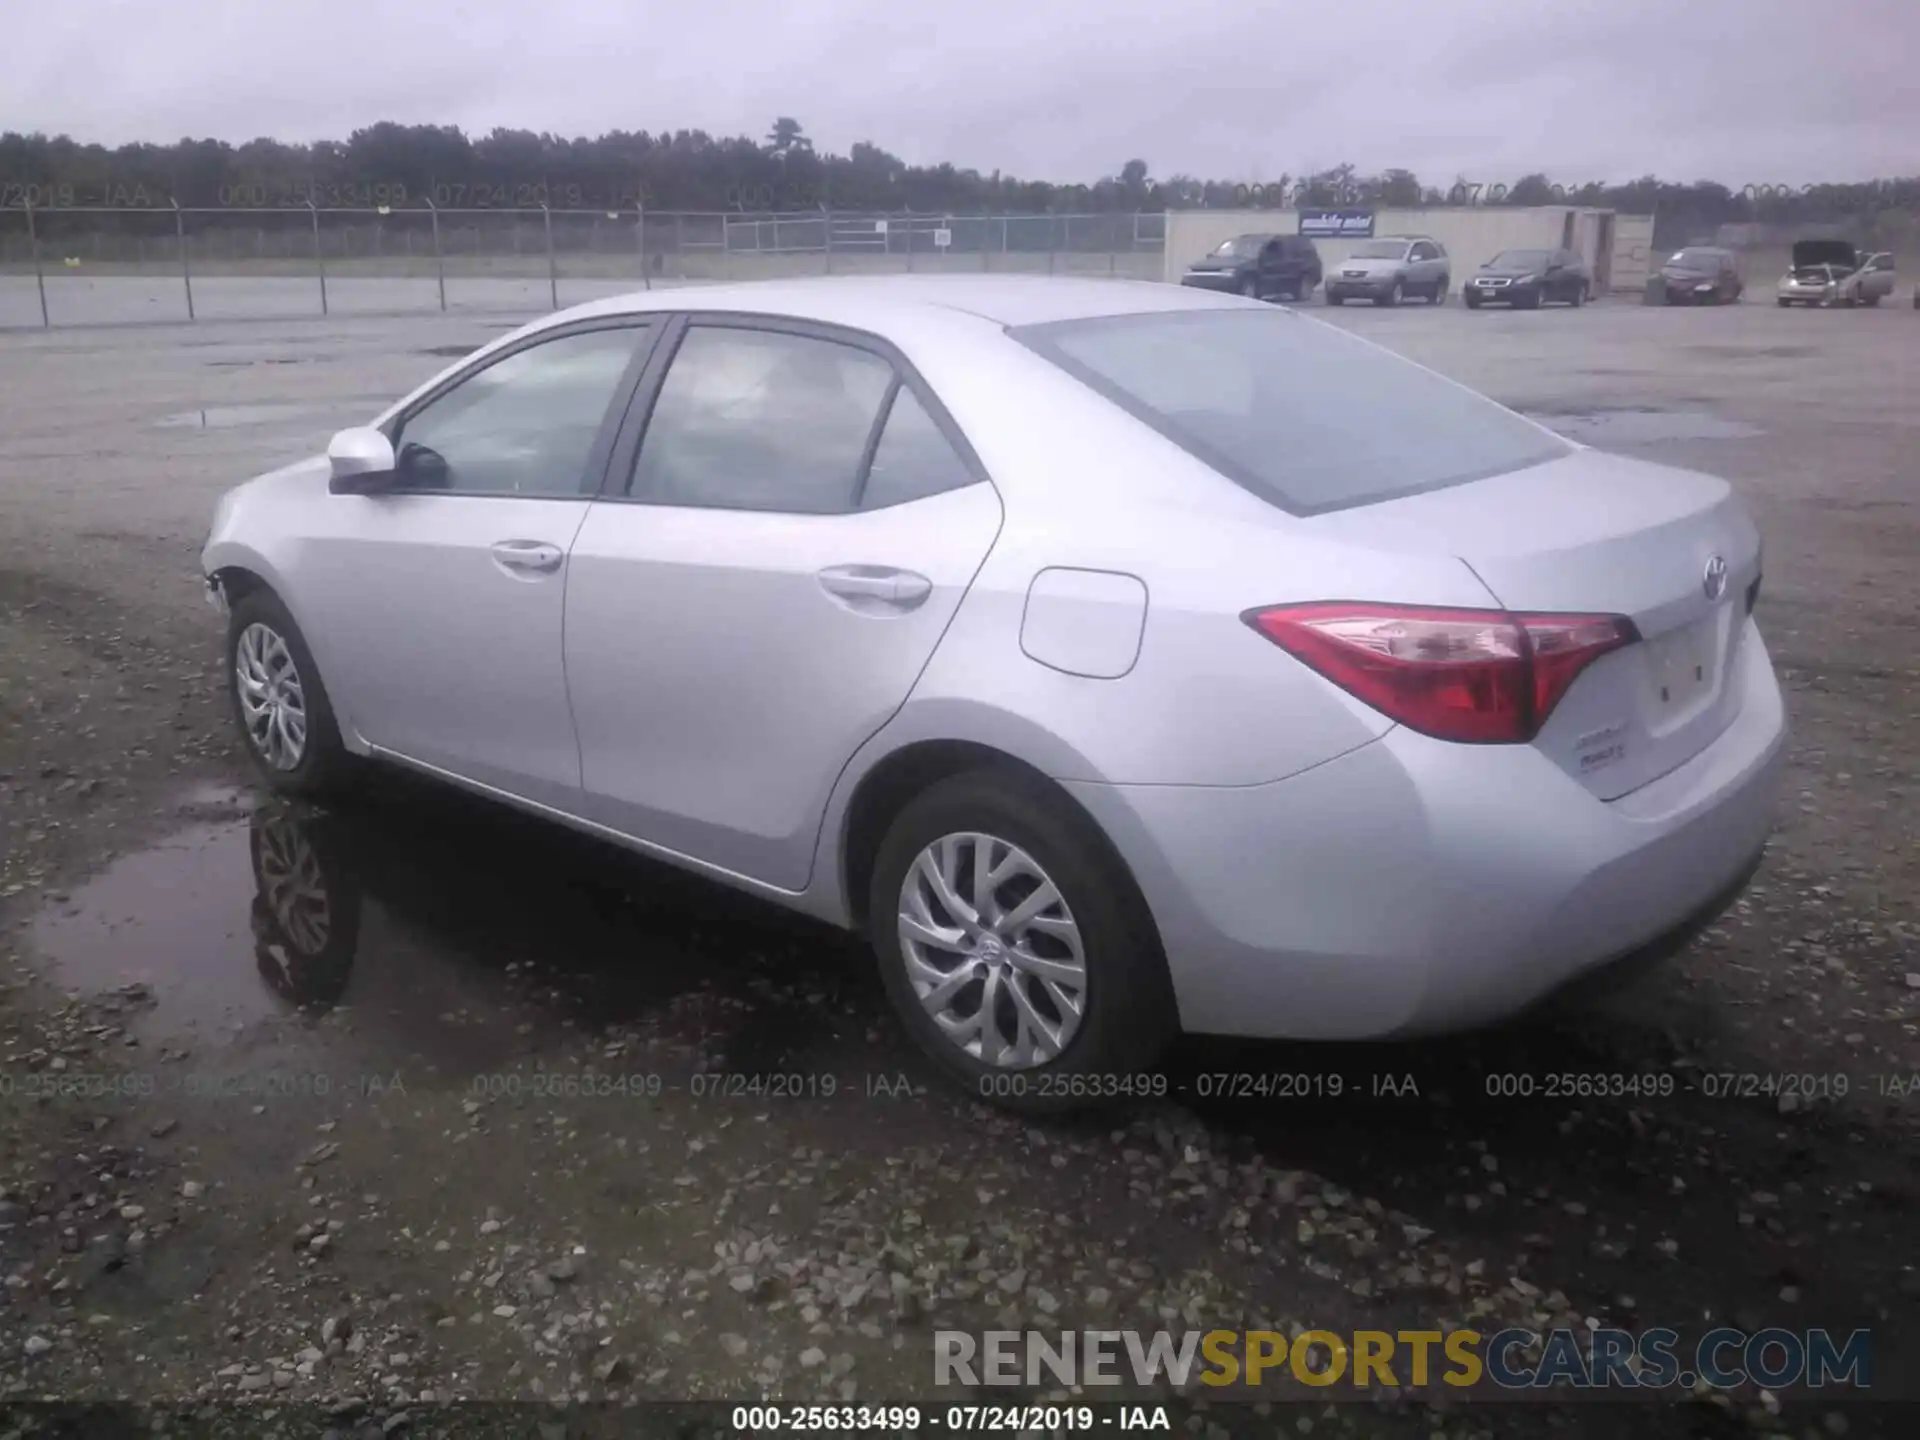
[1375,279,1403,308]
[226,589,352,798]
[1432,276,1450,305]
[1465,291,1482,309]
[868,768,1175,1112]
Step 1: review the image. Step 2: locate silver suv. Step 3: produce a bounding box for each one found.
[1324,236,1451,307]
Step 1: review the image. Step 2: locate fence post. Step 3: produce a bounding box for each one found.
[542,202,558,310]
[425,198,446,312]
[636,201,650,290]
[1109,213,1118,275]
[1047,213,1057,274]
[982,215,992,272]
[823,206,833,275]
[24,202,50,328]
[905,212,914,273]
[173,199,196,322]
[307,201,328,315]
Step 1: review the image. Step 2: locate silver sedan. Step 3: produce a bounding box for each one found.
[202,276,1785,1109]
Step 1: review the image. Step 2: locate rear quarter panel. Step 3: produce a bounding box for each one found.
[859,325,1503,790]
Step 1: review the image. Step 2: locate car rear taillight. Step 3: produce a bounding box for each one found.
[1244,602,1639,744]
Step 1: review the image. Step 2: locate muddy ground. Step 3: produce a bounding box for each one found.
[0,297,1915,1437]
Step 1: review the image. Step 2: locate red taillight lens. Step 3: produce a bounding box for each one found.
[1244,602,1638,744]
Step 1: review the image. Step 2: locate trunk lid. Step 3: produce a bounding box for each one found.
[1303,448,1762,799]
[1792,238,1858,270]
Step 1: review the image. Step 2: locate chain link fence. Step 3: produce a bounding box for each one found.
[0,206,1167,328]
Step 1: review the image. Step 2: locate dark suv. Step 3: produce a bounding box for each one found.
[1179,233,1323,301]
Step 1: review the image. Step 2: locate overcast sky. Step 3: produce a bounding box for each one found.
[7,0,1914,185]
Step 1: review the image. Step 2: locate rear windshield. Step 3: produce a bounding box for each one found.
[1013,310,1569,515]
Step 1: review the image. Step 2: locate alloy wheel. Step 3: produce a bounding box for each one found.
[896,831,1088,1068]
[254,817,332,955]
[235,622,308,771]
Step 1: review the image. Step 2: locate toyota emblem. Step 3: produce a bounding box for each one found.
[1703,554,1729,601]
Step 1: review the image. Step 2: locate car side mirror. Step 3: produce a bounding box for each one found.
[327,427,397,495]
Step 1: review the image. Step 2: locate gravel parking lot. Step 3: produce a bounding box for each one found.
[0,291,1915,1435]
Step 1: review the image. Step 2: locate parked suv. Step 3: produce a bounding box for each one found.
[1179,233,1323,301]
[1324,236,1450,306]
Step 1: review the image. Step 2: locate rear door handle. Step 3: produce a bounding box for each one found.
[817,564,933,613]
[490,539,564,576]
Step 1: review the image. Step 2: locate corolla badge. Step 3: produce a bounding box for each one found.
[1702,554,1729,601]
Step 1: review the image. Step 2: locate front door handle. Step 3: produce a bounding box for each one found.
[490,539,564,576]
[817,564,933,613]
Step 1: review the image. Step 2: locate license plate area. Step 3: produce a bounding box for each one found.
[1642,612,1720,721]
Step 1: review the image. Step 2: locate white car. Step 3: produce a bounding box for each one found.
[202,276,1785,1108]
[1776,240,1897,307]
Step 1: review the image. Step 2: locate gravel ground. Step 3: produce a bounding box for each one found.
[0,294,1915,1437]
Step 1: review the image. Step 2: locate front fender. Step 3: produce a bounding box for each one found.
[200,538,369,753]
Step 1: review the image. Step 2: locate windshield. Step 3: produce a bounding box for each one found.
[1208,236,1264,258]
[1012,310,1570,515]
[1345,240,1408,259]
[1489,249,1552,268]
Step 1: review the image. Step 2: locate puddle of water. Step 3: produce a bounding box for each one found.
[25,782,867,1079]
[154,403,340,430]
[1529,407,1763,443]
[419,345,477,358]
[30,823,267,1037]
[1685,344,1817,361]
[205,357,328,369]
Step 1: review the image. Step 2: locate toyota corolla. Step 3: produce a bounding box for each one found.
[202,275,1785,1109]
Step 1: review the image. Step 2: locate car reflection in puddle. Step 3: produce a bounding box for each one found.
[30,778,879,1085]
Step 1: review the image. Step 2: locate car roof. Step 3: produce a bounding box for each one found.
[550,273,1256,331]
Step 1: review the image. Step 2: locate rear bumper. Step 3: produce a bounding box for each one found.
[1066,620,1787,1040]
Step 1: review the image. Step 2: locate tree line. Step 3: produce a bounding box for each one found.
[3,120,1916,226]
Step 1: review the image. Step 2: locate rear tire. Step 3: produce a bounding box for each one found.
[1569,283,1585,308]
[868,768,1175,1114]
[226,589,353,799]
